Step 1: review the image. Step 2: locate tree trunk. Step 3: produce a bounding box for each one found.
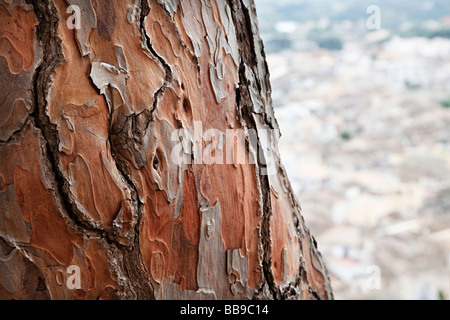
[0,0,333,300]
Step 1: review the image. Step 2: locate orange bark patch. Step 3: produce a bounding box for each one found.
[270,191,300,285]
[301,236,326,298]
[0,123,81,265]
[0,5,37,73]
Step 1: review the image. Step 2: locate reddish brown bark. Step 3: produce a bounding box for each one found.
[0,0,333,300]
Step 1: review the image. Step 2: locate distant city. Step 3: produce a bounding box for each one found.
[255,0,450,299]
[256,0,450,53]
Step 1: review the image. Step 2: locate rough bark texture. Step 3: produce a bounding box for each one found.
[0,0,333,300]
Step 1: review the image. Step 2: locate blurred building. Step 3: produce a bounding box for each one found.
[256,0,450,300]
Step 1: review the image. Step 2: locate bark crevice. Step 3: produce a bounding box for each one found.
[229,0,279,299]
[28,0,153,299]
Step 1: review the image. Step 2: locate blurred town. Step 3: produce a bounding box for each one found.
[255,0,450,299]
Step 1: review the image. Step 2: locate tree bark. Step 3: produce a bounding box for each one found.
[0,0,333,300]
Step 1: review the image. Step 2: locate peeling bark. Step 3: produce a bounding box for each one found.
[0,0,333,300]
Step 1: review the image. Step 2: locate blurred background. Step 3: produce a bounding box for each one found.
[254,0,450,299]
